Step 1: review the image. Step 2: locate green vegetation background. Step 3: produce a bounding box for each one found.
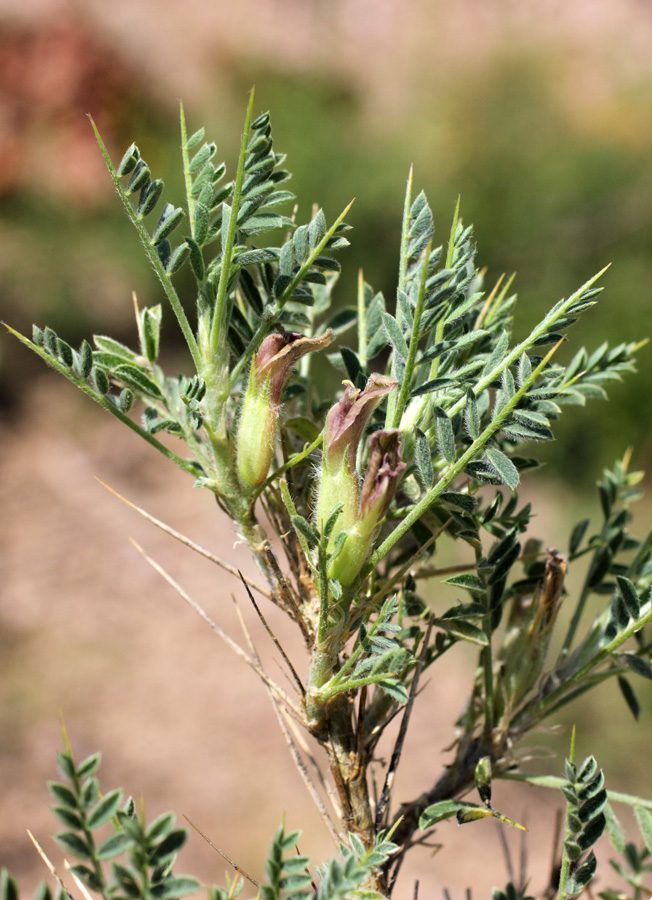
[3,7,652,486]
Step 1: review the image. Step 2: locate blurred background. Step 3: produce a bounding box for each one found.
[1,0,652,896]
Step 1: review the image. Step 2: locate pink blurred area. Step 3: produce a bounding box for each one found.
[2,0,652,201]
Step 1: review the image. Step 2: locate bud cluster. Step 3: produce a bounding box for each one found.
[315,375,405,586]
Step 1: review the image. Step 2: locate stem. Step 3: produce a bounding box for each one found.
[357,269,368,369]
[480,557,494,743]
[89,116,201,370]
[515,602,652,730]
[363,338,565,575]
[446,267,609,423]
[228,201,355,389]
[6,326,202,477]
[387,240,432,430]
[557,731,577,900]
[210,89,255,355]
[179,101,196,229]
[385,167,413,429]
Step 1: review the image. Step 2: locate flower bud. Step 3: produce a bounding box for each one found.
[316,375,398,532]
[360,430,406,526]
[330,429,406,587]
[315,375,401,586]
[237,329,333,492]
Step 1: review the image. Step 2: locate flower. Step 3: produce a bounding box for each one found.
[237,329,333,492]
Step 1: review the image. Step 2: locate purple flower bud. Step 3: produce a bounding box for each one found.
[360,430,406,525]
[317,374,398,535]
[316,376,403,586]
[322,373,398,471]
[237,329,333,492]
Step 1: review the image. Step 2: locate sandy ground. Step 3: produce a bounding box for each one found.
[0,378,645,899]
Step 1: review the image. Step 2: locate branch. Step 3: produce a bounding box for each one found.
[96,479,272,599]
[130,539,304,722]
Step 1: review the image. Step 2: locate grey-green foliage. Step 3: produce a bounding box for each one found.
[259,826,313,900]
[36,744,199,900]
[314,832,398,900]
[7,95,652,898]
[558,754,607,898]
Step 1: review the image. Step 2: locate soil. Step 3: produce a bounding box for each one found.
[0,379,595,898]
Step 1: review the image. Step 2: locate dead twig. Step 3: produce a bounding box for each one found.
[27,831,76,900]
[376,617,433,830]
[183,816,259,887]
[130,539,304,723]
[232,596,341,845]
[238,570,305,696]
[97,479,271,599]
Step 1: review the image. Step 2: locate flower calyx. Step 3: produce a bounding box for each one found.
[237,328,334,493]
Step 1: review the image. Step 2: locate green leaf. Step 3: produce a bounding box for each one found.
[475,756,492,807]
[439,491,476,514]
[96,831,133,859]
[52,806,83,829]
[485,447,520,490]
[76,752,101,779]
[284,417,321,443]
[616,576,640,619]
[569,518,590,556]
[433,617,488,646]
[81,776,99,809]
[87,788,122,829]
[48,780,77,808]
[444,573,485,594]
[151,878,201,899]
[152,204,185,244]
[140,305,163,363]
[464,390,480,439]
[68,866,103,893]
[79,340,94,378]
[415,428,434,487]
[0,870,18,900]
[434,406,456,463]
[54,831,91,860]
[113,364,163,400]
[579,788,607,824]
[56,751,76,780]
[620,653,652,681]
[138,178,164,217]
[634,805,652,852]
[293,515,320,547]
[329,578,343,600]
[382,312,408,360]
[419,799,478,828]
[167,242,190,275]
[375,678,409,704]
[564,851,597,895]
[147,812,176,841]
[604,802,626,853]
[239,213,287,236]
[117,142,139,176]
[112,863,141,897]
[578,813,605,851]
[457,807,494,825]
[94,335,139,362]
